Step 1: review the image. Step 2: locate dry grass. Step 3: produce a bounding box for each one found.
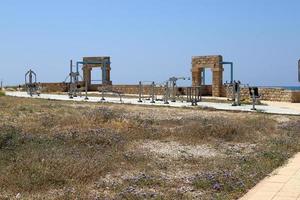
[0,96,299,199]
[0,91,5,96]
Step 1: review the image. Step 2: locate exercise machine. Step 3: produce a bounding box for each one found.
[25,69,40,96]
[232,81,241,106]
[186,86,202,106]
[64,60,83,99]
[168,76,190,102]
[99,86,123,103]
[138,81,156,103]
[249,87,260,110]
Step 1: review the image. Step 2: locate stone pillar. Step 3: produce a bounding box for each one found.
[104,63,111,85]
[192,67,202,86]
[83,65,91,89]
[106,63,111,83]
[212,67,223,97]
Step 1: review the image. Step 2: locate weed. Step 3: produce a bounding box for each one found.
[0,96,299,199]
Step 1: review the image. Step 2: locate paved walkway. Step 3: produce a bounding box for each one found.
[262,101,300,113]
[240,153,300,200]
[5,91,300,115]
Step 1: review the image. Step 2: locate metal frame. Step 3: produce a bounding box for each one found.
[168,76,190,102]
[99,86,123,103]
[249,87,260,110]
[25,69,40,96]
[163,81,170,104]
[186,86,202,106]
[232,80,241,106]
[220,61,234,84]
[138,81,156,103]
[64,60,83,99]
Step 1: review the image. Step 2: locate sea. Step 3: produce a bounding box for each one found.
[260,86,300,91]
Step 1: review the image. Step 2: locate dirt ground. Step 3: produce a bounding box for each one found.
[0,96,300,200]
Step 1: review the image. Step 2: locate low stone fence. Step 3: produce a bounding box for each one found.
[39,82,300,103]
[40,82,68,92]
[224,86,300,103]
[97,85,212,96]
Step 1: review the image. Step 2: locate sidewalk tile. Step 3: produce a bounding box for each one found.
[247,191,276,200]
[265,175,291,183]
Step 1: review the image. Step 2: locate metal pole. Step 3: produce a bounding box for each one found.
[150,81,155,103]
[252,92,256,110]
[220,62,234,84]
[171,81,176,102]
[85,77,89,100]
[230,63,233,84]
[119,93,122,102]
[249,88,256,111]
[70,60,73,83]
[164,82,169,104]
[101,88,105,101]
[232,81,237,106]
[102,61,107,85]
[202,70,205,85]
[237,81,241,106]
[191,87,196,106]
[29,70,33,97]
[186,87,188,102]
[138,81,142,102]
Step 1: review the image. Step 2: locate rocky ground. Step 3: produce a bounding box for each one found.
[0,96,299,199]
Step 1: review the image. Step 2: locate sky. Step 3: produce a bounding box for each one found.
[0,0,300,86]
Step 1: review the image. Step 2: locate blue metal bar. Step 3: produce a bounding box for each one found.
[220,62,233,84]
[102,61,107,84]
[202,70,205,85]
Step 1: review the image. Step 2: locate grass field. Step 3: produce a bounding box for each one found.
[0,96,299,199]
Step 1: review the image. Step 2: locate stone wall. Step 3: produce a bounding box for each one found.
[224,86,300,103]
[292,91,300,103]
[97,84,212,96]
[39,82,300,103]
[40,82,68,92]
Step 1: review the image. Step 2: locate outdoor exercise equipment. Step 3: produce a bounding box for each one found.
[186,86,202,106]
[249,87,260,110]
[64,60,83,99]
[138,81,156,103]
[25,69,40,96]
[232,81,241,106]
[168,76,190,102]
[99,86,123,103]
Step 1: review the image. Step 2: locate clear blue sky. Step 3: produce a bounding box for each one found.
[1,0,300,86]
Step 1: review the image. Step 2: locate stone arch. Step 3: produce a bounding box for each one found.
[191,55,223,97]
[82,57,112,90]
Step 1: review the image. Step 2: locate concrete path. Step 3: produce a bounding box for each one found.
[5,91,300,116]
[262,101,300,113]
[240,153,300,200]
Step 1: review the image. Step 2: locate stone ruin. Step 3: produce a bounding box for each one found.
[82,57,112,90]
[191,55,223,97]
[35,55,300,103]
